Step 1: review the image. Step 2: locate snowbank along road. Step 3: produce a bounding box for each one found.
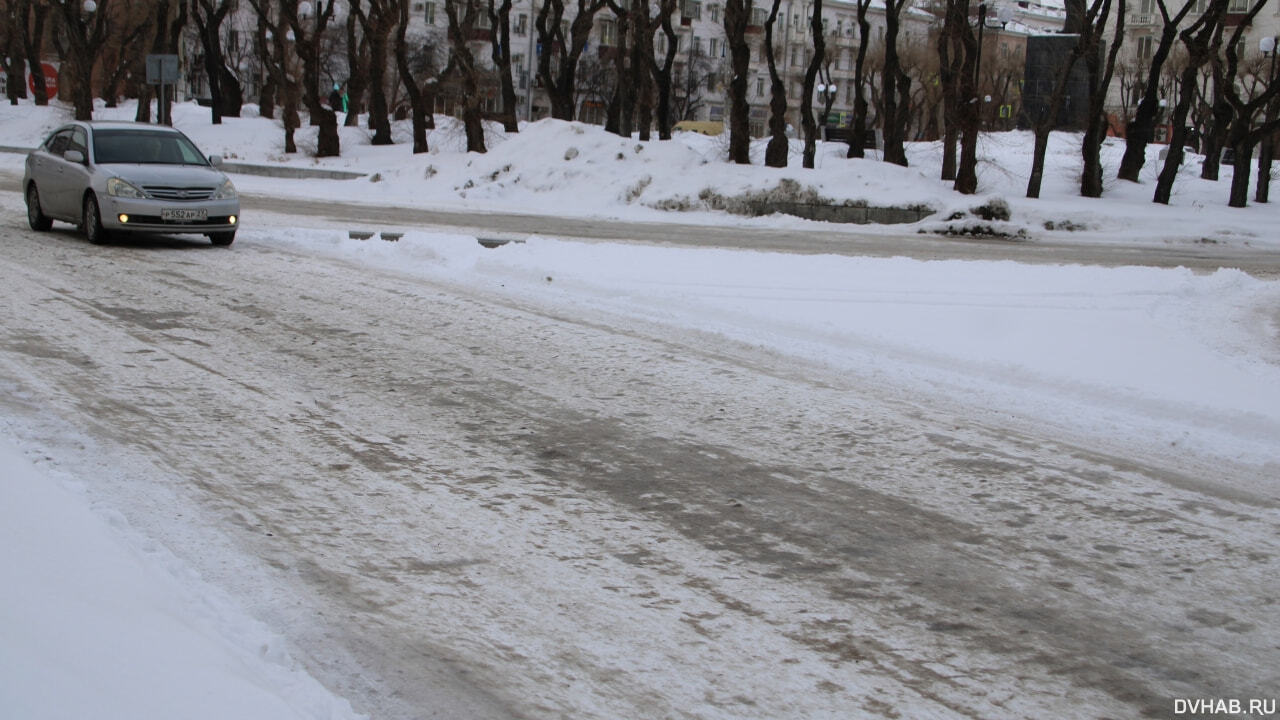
[1,214,1278,719]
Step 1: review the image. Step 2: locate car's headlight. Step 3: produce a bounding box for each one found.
[106,177,146,199]
[212,179,237,200]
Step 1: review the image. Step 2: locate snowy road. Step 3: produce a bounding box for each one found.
[2,217,1278,718]
[3,164,1280,275]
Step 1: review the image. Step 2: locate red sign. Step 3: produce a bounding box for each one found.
[27,62,59,98]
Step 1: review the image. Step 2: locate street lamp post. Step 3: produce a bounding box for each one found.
[815,82,835,138]
[1257,35,1278,203]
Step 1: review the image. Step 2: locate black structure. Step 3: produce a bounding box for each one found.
[1020,34,1092,129]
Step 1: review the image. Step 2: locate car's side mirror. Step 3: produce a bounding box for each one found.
[64,150,85,164]
[208,154,223,166]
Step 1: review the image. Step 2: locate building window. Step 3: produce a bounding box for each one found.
[1227,0,1247,11]
[424,2,436,24]
[601,19,616,45]
[756,76,765,96]
[709,104,724,122]
[1137,34,1154,59]
[516,13,527,34]
[710,3,720,21]
[709,37,719,56]
[683,0,701,19]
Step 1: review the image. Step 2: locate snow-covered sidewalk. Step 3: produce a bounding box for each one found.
[0,437,364,720]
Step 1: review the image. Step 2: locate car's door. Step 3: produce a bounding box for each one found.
[34,130,74,219]
[60,127,92,218]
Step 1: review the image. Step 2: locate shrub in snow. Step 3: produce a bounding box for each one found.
[971,197,1011,221]
[622,176,652,203]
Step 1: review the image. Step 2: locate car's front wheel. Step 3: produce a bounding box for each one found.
[208,231,235,247]
[26,184,52,231]
[82,194,110,245]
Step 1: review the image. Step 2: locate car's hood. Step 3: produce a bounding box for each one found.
[99,164,228,186]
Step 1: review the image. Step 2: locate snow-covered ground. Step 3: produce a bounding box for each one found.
[2,98,1278,718]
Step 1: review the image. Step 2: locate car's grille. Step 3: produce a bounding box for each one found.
[143,185,216,201]
[127,215,235,226]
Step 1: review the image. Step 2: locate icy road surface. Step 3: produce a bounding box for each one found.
[1,225,1277,719]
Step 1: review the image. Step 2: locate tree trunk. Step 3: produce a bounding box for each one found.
[23,0,50,105]
[1257,126,1276,203]
[724,0,752,164]
[1227,141,1252,208]
[394,0,434,153]
[630,0,653,141]
[880,0,908,166]
[952,0,979,194]
[345,10,368,127]
[488,0,519,132]
[368,21,393,145]
[763,0,787,167]
[800,0,824,169]
[651,0,678,139]
[446,0,486,152]
[1081,0,1123,198]
[845,0,870,159]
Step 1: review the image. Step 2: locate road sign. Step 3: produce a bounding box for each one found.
[145,55,180,85]
[27,62,60,96]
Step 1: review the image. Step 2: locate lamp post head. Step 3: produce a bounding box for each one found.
[1261,36,1276,56]
[82,0,96,12]
[299,1,314,18]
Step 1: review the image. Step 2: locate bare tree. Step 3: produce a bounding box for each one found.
[536,0,605,120]
[351,0,397,144]
[604,0,632,135]
[1116,0,1195,181]
[20,0,51,105]
[1215,0,1280,207]
[486,0,518,131]
[937,3,965,180]
[2,0,25,105]
[1153,0,1228,204]
[395,0,441,152]
[763,0,787,167]
[1026,0,1110,198]
[628,0,653,139]
[800,0,824,168]
[1080,0,1124,197]
[845,0,871,158]
[880,0,911,166]
[444,0,486,151]
[650,0,678,138]
[53,0,112,120]
[191,0,244,123]
[723,0,751,163]
[253,5,277,119]
[942,0,980,192]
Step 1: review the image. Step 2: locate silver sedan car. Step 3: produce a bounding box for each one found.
[23,121,240,246]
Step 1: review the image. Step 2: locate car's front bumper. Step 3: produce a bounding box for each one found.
[100,195,241,234]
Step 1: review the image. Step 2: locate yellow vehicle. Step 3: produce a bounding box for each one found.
[673,121,724,136]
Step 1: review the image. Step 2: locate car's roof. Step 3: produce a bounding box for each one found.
[68,121,183,134]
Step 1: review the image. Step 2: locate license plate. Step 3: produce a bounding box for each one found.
[161,208,208,221]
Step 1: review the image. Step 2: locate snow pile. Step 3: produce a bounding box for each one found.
[0,437,366,720]
[5,98,1275,245]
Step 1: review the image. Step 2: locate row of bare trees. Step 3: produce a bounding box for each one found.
[3,0,1275,206]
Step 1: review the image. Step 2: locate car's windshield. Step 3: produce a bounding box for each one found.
[92,130,209,166]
